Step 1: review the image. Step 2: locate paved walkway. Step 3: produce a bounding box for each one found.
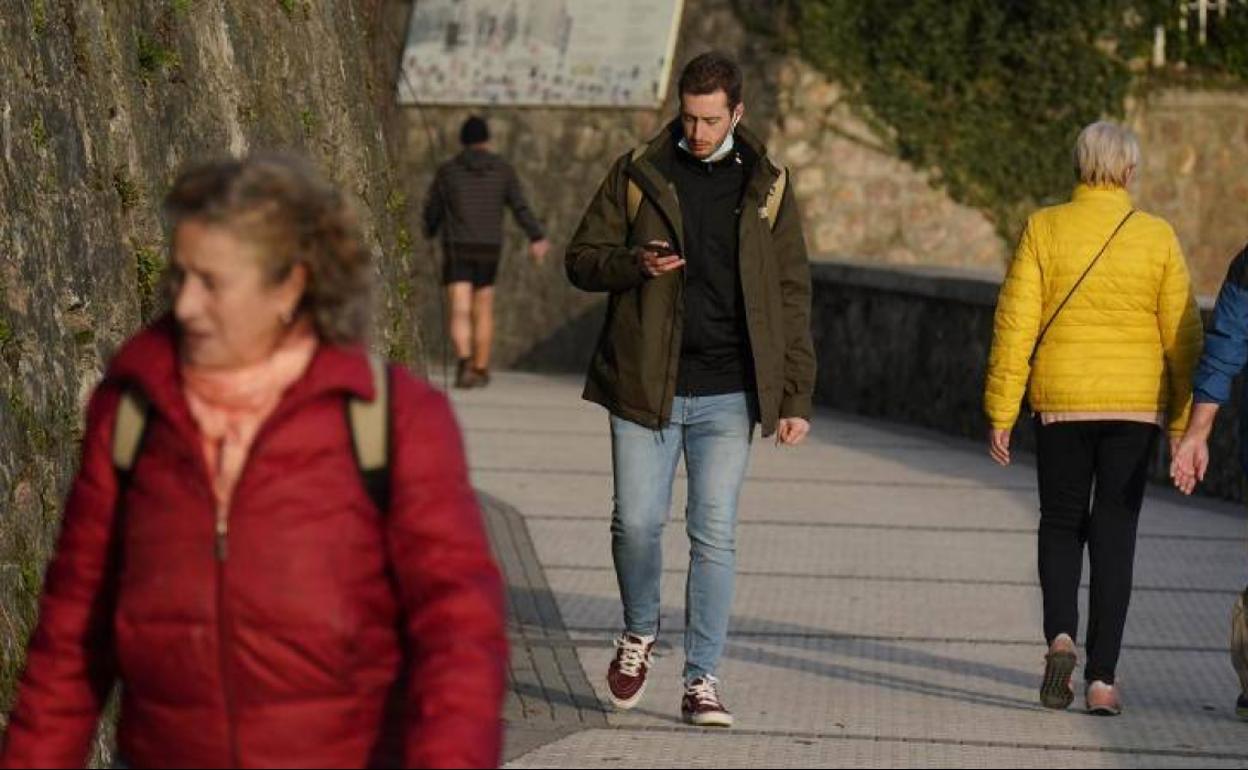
[449,372,1248,768]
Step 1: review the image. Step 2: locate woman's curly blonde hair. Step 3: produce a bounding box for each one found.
[163,154,374,345]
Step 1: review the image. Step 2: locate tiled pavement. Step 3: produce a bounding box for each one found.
[451,372,1248,768]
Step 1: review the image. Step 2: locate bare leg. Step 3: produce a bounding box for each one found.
[471,287,496,372]
[446,282,473,362]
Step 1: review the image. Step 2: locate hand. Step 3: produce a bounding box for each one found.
[528,238,551,265]
[639,241,686,278]
[988,428,1011,466]
[776,418,810,446]
[1170,433,1209,496]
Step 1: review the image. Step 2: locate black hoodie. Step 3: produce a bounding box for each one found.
[665,134,756,397]
[422,148,545,251]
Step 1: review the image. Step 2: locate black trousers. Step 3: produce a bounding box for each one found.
[1034,419,1159,684]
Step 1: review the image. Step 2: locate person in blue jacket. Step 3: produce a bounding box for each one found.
[1170,243,1248,721]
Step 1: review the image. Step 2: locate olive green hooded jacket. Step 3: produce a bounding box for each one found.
[566,121,816,436]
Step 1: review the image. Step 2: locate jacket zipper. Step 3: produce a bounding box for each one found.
[215,505,239,768]
[215,471,241,767]
[210,433,268,769]
[171,385,314,768]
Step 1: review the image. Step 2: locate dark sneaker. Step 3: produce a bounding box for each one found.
[606,633,654,710]
[1040,634,1077,710]
[473,368,492,388]
[1236,693,1248,721]
[681,676,734,728]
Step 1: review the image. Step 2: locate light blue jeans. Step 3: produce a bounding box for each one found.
[610,392,755,682]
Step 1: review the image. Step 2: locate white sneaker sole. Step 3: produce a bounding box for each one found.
[607,679,647,711]
[683,710,734,728]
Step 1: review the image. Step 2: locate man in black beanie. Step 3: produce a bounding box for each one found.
[423,115,550,388]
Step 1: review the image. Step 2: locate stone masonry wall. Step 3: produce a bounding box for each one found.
[1131,88,1248,295]
[0,0,418,712]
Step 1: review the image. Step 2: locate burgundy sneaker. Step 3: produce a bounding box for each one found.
[681,675,734,728]
[606,633,655,710]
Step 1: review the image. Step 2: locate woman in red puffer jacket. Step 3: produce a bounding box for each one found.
[0,155,507,769]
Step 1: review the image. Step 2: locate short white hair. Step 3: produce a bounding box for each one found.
[1074,121,1141,188]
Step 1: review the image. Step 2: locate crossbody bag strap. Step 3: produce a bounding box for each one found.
[1029,209,1136,365]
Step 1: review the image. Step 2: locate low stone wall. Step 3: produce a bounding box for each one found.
[810,261,1246,502]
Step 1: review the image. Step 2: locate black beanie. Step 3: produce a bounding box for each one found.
[460,116,489,146]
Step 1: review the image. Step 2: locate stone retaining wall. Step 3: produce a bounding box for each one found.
[810,261,1245,502]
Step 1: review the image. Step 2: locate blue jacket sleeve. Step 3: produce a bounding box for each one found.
[1194,279,1248,404]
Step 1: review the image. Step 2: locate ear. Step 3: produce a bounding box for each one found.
[282,262,309,307]
[732,102,745,126]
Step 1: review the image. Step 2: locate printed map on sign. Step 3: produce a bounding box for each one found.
[398,0,686,107]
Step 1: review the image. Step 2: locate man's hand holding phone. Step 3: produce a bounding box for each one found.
[639,240,686,278]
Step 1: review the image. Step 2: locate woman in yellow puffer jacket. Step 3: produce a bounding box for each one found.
[984,121,1203,717]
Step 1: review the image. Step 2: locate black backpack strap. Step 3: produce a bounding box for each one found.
[112,386,151,488]
[348,355,391,514]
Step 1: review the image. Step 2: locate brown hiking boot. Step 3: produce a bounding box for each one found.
[1040,633,1077,710]
[681,676,734,728]
[606,633,655,710]
[454,359,482,389]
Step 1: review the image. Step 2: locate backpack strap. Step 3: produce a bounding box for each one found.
[628,147,789,233]
[762,165,788,231]
[625,145,647,225]
[348,354,391,514]
[112,387,151,485]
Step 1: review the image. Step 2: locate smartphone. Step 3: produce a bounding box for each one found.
[646,241,678,257]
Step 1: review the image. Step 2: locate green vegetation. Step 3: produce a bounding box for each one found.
[170,0,193,14]
[299,107,317,137]
[385,189,406,216]
[385,189,414,260]
[237,101,259,125]
[31,0,47,36]
[134,245,165,321]
[741,0,1248,242]
[277,0,310,18]
[29,115,48,153]
[1140,1,1248,79]
[113,169,142,213]
[136,33,181,80]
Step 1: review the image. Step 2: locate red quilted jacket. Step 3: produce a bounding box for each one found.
[0,321,507,768]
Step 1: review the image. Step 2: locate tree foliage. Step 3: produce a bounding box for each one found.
[739,0,1248,241]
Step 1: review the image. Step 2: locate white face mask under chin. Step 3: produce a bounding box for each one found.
[704,133,735,163]
[683,117,739,163]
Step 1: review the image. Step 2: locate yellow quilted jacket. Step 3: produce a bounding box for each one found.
[984,185,1203,436]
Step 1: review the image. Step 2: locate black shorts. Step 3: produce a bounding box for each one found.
[442,245,501,288]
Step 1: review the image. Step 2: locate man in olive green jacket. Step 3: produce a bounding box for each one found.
[565,52,815,728]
